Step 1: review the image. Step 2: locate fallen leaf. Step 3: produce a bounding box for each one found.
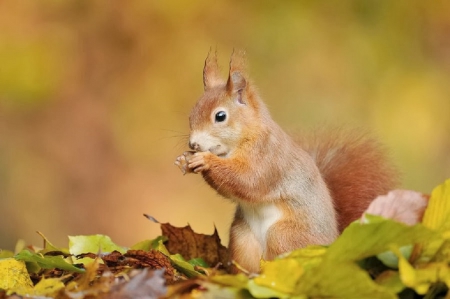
[396,247,450,295]
[295,260,396,299]
[415,179,450,263]
[362,190,428,225]
[253,258,303,295]
[0,250,14,259]
[422,179,450,231]
[160,223,229,269]
[168,252,204,278]
[130,236,167,251]
[375,270,405,294]
[106,268,167,299]
[14,250,84,273]
[327,215,437,263]
[122,250,176,283]
[64,257,113,298]
[69,235,127,265]
[0,258,33,293]
[32,278,65,297]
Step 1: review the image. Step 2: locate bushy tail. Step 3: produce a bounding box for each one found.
[297,128,399,232]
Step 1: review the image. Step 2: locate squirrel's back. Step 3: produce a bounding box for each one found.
[296,128,398,232]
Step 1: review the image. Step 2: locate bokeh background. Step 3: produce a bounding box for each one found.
[1,1,449,250]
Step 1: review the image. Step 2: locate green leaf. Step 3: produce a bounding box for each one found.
[210,273,249,289]
[15,250,84,273]
[377,245,413,269]
[295,261,396,299]
[0,250,14,259]
[152,239,204,278]
[153,238,170,255]
[248,279,290,299]
[69,234,127,265]
[282,245,327,270]
[131,236,167,251]
[188,257,209,267]
[169,253,204,278]
[197,281,254,299]
[327,215,437,263]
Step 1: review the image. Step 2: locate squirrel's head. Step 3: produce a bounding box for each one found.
[188,50,267,157]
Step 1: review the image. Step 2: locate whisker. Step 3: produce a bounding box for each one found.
[159,128,188,135]
[174,138,189,152]
[156,128,189,141]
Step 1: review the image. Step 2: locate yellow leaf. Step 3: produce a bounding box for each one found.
[74,257,101,290]
[422,179,450,231]
[254,258,304,294]
[0,258,33,294]
[210,273,249,289]
[69,234,127,265]
[296,260,396,299]
[375,270,405,294]
[396,245,450,295]
[33,278,65,296]
[416,179,450,262]
[397,251,418,289]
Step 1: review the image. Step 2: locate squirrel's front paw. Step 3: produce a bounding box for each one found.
[175,151,195,175]
[187,152,212,173]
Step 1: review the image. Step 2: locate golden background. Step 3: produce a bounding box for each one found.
[1,1,449,250]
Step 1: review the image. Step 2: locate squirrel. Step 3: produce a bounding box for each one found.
[175,49,398,273]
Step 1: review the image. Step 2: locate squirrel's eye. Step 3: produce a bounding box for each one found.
[215,111,227,123]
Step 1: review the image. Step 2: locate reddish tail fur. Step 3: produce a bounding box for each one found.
[297,129,399,232]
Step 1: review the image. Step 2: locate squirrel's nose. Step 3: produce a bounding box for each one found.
[189,141,199,151]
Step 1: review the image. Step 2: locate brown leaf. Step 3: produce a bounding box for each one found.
[52,251,173,299]
[101,250,177,284]
[161,223,229,270]
[124,250,176,283]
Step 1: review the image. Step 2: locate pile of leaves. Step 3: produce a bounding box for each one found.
[1,179,450,299]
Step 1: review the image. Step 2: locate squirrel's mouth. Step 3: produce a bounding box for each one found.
[209,145,228,158]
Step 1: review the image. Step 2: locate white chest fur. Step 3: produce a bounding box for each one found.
[240,203,283,248]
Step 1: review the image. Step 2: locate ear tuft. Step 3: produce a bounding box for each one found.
[227,49,248,94]
[203,48,223,90]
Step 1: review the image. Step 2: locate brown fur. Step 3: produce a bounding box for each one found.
[175,50,398,273]
[296,129,398,232]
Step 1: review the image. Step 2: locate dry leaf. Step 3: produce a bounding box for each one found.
[104,268,167,299]
[161,223,229,269]
[362,190,429,225]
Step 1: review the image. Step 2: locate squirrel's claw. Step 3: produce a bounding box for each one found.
[175,155,188,175]
[175,151,198,175]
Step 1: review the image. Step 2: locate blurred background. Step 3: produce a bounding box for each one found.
[1,1,449,250]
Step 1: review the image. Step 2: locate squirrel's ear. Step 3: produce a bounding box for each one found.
[227,49,247,97]
[203,48,222,91]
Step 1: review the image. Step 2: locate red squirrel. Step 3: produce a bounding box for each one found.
[175,50,397,273]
